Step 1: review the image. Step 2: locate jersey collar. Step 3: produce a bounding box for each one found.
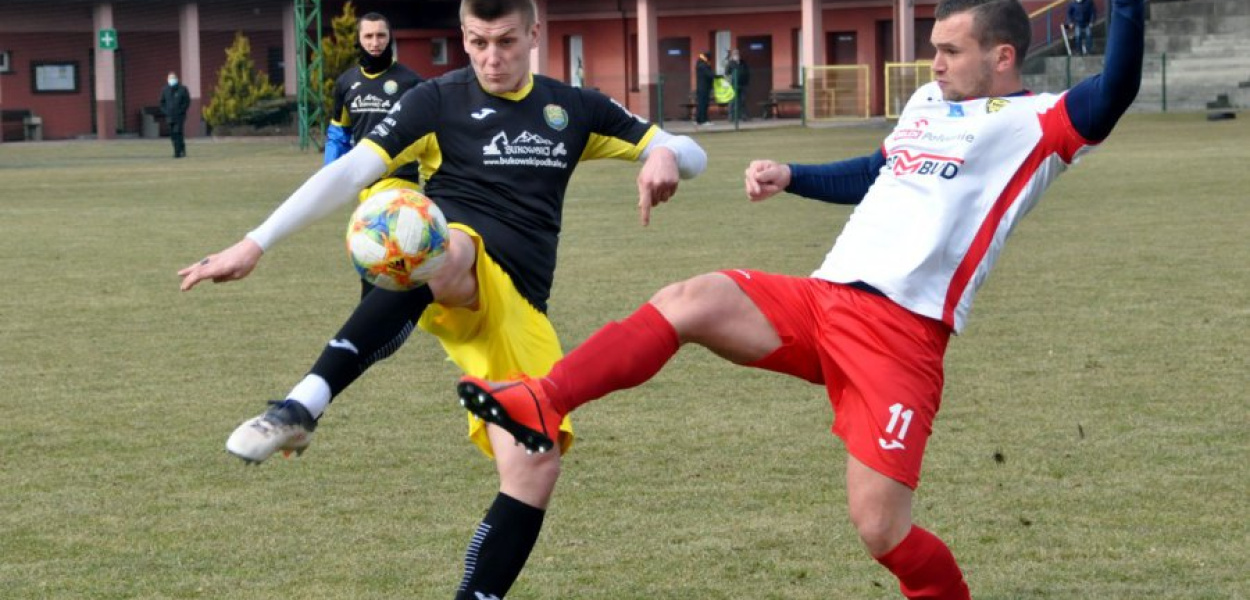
[485,73,535,101]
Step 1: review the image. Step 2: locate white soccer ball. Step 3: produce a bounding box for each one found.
[345,188,450,291]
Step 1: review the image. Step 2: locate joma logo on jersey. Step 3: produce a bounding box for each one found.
[887,150,963,179]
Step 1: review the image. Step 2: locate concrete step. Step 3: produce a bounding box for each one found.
[1150,0,1250,20]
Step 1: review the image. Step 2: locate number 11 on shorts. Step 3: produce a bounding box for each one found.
[878,403,913,451]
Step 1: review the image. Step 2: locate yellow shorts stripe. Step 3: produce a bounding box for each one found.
[357,177,421,204]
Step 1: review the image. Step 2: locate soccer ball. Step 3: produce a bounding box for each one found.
[346,188,450,291]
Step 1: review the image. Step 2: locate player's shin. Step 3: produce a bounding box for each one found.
[543,302,680,415]
[454,493,545,600]
[307,284,434,400]
[875,525,970,600]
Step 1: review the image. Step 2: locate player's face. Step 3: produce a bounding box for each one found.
[462,12,539,94]
[931,12,999,101]
[359,20,390,57]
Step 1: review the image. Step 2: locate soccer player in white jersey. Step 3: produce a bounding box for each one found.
[457,0,1144,596]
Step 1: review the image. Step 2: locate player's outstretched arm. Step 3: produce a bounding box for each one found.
[747,150,884,205]
[636,130,706,226]
[178,145,388,291]
[1064,0,1145,141]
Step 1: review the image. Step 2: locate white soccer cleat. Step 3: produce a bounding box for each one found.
[225,400,318,465]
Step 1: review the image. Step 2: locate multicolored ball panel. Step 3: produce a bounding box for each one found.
[346,188,449,291]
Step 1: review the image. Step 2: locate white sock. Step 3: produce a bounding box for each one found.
[287,375,332,419]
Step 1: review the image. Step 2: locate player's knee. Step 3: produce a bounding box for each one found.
[496,451,561,506]
[650,273,730,313]
[849,505,910,556]
[428,231,477,306]
[650,273,744,335]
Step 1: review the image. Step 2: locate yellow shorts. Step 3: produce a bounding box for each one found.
[417,224,575,458]
[357,177,420,203]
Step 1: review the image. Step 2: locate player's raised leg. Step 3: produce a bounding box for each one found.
[458,271,783,449]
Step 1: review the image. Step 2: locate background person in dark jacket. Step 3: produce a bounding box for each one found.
[1066,0,1097,55]
[725,48,751,121]
[694,51,714,126]
[160,71,191,158]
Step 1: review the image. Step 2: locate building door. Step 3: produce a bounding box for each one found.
[875,20,893,116]
[827,31,857,64]
[658,37,691,122]
[114,48,126,133]
[738,35,771,120]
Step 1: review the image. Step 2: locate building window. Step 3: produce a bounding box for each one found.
[432,38,449,65]
[33,61,78,93]
[0,51,11,74]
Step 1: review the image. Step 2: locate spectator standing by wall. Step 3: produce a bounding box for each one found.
[725,48,751,121]
[694,51,714,127]
[160,71,190,158]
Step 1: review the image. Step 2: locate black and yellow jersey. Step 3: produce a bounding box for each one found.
[331,63,423,182]
[362,67,658,312]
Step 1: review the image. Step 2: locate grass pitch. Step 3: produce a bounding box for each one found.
[0,114,1246,599]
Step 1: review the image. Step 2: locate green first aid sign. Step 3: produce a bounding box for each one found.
[99,28,118,50]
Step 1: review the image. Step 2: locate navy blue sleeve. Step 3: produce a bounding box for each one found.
[1064,0,1144,142]
[783,149,885,205]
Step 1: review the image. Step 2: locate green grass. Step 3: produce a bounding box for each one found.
[1,114,1246,599]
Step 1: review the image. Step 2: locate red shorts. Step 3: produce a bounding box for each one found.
[722,269,951,489]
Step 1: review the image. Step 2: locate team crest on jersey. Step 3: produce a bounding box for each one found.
[543,104,568,131]
[986,98,1011,113]
[384,80,399,95]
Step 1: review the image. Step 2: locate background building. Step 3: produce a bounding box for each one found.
[0,0,1067,141]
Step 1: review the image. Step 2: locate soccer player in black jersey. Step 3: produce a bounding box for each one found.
[327,12,423,301]
[325,12,423,189]
[178,0,707,597]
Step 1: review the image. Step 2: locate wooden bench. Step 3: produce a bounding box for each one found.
[760,89,803,119]
[680,101,731,122]
[1,109,35,141]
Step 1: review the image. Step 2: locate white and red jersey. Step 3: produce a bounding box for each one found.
[813,82,1094,333]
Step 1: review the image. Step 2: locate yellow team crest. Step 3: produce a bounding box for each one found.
[986,97,1011,113]
[544,104,568,131]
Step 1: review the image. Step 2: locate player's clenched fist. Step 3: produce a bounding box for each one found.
[744,160,792,202]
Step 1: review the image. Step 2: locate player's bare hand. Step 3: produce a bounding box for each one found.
[637,146,681,226]
[744,160,791,202]
[178,238,264,291]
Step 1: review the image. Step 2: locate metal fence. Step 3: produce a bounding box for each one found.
[804,65,872,120]
[884,61,936,119]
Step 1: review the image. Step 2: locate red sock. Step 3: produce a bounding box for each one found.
[541,303,679,415]
[875,526,970,600]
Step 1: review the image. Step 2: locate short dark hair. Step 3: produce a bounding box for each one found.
[460,0,538,28]
[359,12,391,30]
[935,0,1031,66]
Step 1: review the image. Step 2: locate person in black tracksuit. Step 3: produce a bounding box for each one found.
[160,71,190,158]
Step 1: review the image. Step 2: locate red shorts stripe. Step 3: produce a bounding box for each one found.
[722,269,950,489]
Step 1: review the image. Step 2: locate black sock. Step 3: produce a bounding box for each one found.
[454,493,546,600]
[310,284,434,397]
